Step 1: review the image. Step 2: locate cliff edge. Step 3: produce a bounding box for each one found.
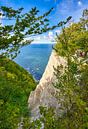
[28,51,66,120]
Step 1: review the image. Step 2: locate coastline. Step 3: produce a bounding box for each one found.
[14,43,53,80]
[28,50,66,120]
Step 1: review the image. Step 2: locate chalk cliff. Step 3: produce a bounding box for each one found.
[28,51,66,120]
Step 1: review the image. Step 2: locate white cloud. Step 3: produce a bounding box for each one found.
[55,0,74,15]
[48,31,53,36]
[53,0,88,23]
[55,30,61,34]
[36,36,41,40]
[43,35,47,39]
[31,32,56,44]
[48,31,54,40]
[78,1,82,6]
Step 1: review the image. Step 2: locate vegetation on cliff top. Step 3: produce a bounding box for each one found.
[33,9,88,129]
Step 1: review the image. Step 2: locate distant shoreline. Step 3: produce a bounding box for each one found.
[14,43,53,80]
[31,42,56,44]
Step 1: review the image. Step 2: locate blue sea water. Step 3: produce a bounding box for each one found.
[14,44,53,80]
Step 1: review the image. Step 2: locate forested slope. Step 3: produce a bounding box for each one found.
[0,56,36,129]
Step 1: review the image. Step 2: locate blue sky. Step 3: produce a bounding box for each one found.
[0,0,88,43]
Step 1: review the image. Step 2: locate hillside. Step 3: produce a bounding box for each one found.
[0,56,36,129]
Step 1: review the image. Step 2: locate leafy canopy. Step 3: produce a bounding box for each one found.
[32,9,88,129]
[0,6,71,59]
[0,56,36,129]
[53,9,88,129]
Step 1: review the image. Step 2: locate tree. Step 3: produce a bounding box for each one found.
[80,9,88,30]
[0,56,36,129]
[33,9,88,129]
[53,9,88,129]
[0,6,70,59]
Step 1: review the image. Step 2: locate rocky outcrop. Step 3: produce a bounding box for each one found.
[28,51,66,120]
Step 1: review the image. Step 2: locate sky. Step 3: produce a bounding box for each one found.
[0,0,88,43]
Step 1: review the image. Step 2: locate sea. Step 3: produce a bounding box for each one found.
[14,44,53,80]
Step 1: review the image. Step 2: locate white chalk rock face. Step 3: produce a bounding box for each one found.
[28,51,66,120]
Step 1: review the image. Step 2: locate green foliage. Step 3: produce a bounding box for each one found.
[53,9,88,129]
[0,56,36,129]
[0,6,71,59]
[39,107,59,129]
[80,9,88,29]
[33,9,88,129]
[54,63,88,129]
[55,23,88,57]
